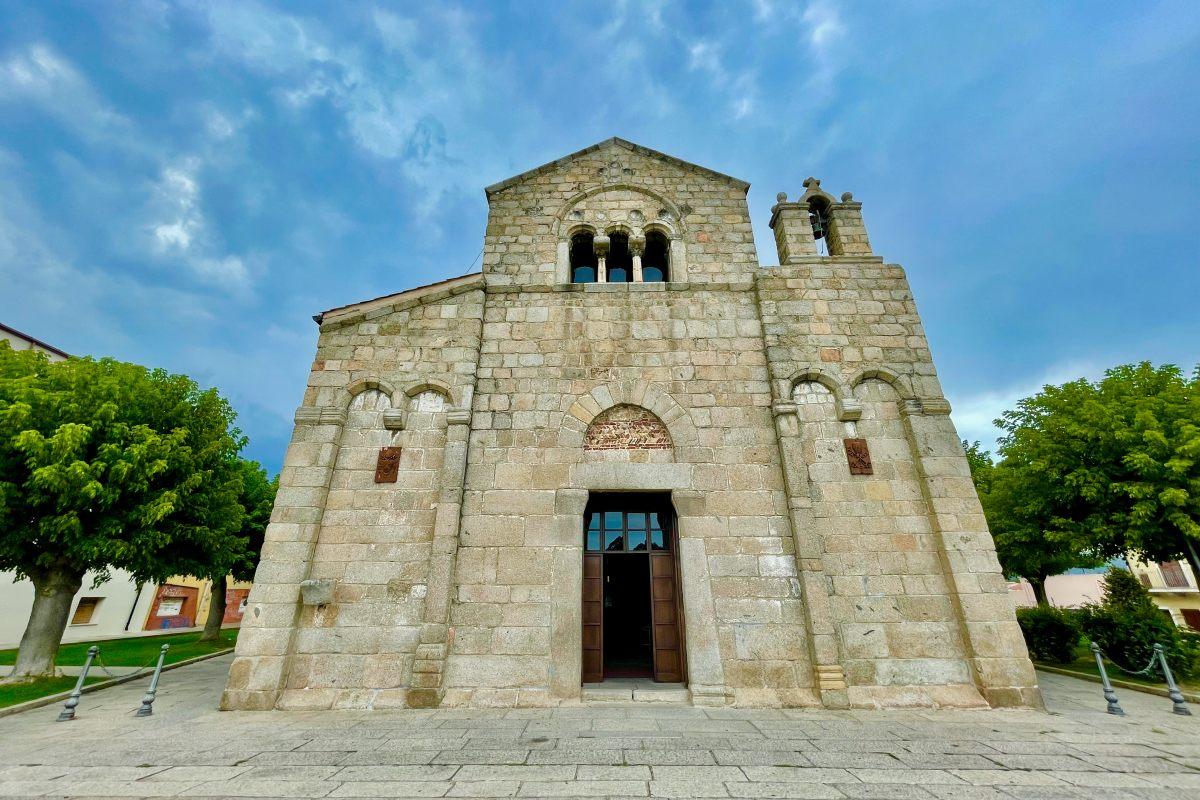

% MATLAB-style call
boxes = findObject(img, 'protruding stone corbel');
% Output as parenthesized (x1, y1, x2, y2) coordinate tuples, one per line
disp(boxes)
(771, 400, 798, 418)
(835, 396, 862, 422)
(900, 397, 953, 418)
(293, 406, 348, 426)
(299, 579, 335, 606)
(447, 409, 472, 426)
(382, 409, 407, 430)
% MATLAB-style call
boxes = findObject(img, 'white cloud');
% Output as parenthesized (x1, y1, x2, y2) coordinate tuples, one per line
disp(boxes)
(146, 160, 253, 297)
(947, 360, 1101, 453)
(0, 43, 130, 138)
(802, 1, 845, 51)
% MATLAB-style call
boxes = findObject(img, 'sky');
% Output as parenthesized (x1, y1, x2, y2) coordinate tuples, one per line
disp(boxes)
(1, 0, 1197, 474)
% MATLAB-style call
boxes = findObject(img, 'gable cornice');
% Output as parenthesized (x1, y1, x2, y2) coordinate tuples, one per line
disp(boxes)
(484, 137, 750, 199)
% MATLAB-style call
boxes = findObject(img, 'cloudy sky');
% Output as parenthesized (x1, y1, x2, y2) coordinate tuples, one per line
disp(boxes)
(1, 1, 1197, 472)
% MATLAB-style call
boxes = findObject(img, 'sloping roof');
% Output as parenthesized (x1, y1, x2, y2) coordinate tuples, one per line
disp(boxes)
(314, 272, 484, 325)
(484, 137, 750, 198)
(0, 322, 70, 358)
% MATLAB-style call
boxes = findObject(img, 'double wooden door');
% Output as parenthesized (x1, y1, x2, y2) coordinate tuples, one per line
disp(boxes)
(581, 499, 685, 684)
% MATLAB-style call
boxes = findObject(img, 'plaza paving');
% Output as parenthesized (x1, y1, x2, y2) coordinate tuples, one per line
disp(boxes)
(0, 654, 1197, 799)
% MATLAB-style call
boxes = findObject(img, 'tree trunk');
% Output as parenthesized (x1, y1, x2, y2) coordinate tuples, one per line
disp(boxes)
(199, 575, 227, 643)
(1028, 576, 1049, 606)
(5, 566, 83, 681)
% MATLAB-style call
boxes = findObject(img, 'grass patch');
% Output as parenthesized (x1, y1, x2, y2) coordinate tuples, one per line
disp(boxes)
(0, 676, 104, 709)
(1036, 643, 1200, 694)
(0, 629, 238, 668)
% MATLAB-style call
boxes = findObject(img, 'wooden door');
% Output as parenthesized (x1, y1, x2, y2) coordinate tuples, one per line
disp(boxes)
(582, 553, 603, 682)
(649, 551, 684, 682)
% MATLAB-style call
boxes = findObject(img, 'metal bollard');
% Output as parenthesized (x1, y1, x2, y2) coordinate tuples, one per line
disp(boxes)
(1153, 643, 1192, 716)
(57, 645, 99, 722)
(1091, 642, 1125, 716)
(136, 644, 170, 717)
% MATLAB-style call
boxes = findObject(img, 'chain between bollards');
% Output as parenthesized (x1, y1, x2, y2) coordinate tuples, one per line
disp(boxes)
(136, 644, 170, 717)
(56, 645, 98, 722)
(1153, 643, 1192, 716)
(1090, 641, 1125, 715)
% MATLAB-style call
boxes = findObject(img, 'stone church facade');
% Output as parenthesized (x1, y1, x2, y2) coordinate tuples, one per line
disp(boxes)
(221, 138, 1040, 711)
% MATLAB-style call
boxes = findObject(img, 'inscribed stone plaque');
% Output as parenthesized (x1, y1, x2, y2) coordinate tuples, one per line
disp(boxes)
(374, 446, 402, 483)
(843, 438, 873, 475)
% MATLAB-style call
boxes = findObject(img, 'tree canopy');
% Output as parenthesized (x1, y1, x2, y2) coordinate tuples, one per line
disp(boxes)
(0, 342, 252, 677)
(994, 363, 1200, 576)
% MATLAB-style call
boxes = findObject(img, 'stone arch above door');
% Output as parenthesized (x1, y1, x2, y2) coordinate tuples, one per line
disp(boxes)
(560, 381, 698, 451)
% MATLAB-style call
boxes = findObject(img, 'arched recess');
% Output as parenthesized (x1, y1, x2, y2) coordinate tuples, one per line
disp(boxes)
(784, 368, 843, 401)
(553, 183, 687, 238)
(846, 367, 914, 401)
(583, 404, 674, 459)
(402, 380, 455, 409)
(554, 184, 688, 283)
(345, 377, 399, 409)
(559, 381, 698, 452)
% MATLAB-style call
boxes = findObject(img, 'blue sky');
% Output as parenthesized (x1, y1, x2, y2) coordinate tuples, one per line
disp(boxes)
(1, 1, 1197, 473)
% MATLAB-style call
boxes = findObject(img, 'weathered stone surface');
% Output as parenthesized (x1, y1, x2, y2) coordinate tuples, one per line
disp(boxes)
(222, 137, 1039, 711)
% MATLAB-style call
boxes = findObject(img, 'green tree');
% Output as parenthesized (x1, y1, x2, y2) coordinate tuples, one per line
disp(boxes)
(0, 342, 245, 680)
(995, 363, 1200, 582)
(963, 440, 1099, 604)
(198, 459, 277, 643)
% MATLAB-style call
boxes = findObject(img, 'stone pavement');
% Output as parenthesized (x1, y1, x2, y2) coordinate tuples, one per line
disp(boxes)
(0, 654, 1197, 798)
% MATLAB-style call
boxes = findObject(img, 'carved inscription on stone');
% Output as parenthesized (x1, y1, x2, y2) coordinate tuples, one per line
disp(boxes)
(584, 405, 672, 450)
(844, 438, 873, 475)
(374, 446, 402, 483)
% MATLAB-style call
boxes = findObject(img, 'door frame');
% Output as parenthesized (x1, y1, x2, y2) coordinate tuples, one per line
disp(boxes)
(580, 493, 686, 684)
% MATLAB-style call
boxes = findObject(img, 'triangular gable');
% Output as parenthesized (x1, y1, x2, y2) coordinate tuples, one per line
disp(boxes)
(484, 137, 749, 198)
(314, 272, 484, 326)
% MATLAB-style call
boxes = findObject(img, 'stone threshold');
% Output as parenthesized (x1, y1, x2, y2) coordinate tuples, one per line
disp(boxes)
(582, 679, 690, 704)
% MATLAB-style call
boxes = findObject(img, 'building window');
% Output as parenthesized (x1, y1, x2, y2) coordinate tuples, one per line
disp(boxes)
(607, 232, 631, 283)
(643, 230, 669, 282)
(1161, 560, 1190, 588)
(585, 508, 670, 552)
(570, 231, 597, 283)
(1182, 608, 1200, 631)
(70, 597, 101, 625)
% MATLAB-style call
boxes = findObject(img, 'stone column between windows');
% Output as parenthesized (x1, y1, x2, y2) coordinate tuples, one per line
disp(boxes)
(594, 234, 609, 283)
(770, 400, 850, 708)
(220, 406, 346, 711)
(630, 233, 645, 283)
(407, 408, 473, 708)
(899, 398, 1043, 709)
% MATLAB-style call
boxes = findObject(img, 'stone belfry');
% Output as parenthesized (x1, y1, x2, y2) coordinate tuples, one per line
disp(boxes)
(221, 137, 1040, 712)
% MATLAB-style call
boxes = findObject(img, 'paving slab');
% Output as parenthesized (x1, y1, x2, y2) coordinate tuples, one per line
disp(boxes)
(0, 657, 1197, 798)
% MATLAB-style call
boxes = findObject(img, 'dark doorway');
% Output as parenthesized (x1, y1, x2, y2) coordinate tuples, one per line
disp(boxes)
(603, 555, 652, 677)
(582, 493, 686, 684)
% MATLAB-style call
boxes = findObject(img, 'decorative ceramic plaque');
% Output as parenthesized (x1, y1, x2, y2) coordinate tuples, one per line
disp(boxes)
(374, 446, 402, 483)
(843, 438, 873, 475)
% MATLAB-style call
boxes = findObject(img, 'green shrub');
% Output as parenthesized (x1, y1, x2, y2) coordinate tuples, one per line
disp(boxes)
(1078, 567, 1200, 679)
(1016, 605, 1080, 663)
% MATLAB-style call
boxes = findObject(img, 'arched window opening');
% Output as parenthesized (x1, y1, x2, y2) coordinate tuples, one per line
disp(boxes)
(808, 198, 831, 255)
(570, 231, 597, 283)
(643, 231, 669, 282)
(607, 232, 631, 283)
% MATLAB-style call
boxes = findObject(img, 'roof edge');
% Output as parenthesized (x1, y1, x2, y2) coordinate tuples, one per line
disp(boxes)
(484, 137, 749, 198)
(0, 322, 70, 358)
(315, 272, 484, 325)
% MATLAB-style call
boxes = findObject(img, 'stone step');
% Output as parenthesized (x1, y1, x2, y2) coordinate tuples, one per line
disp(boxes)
(582, 681, 690, 704)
